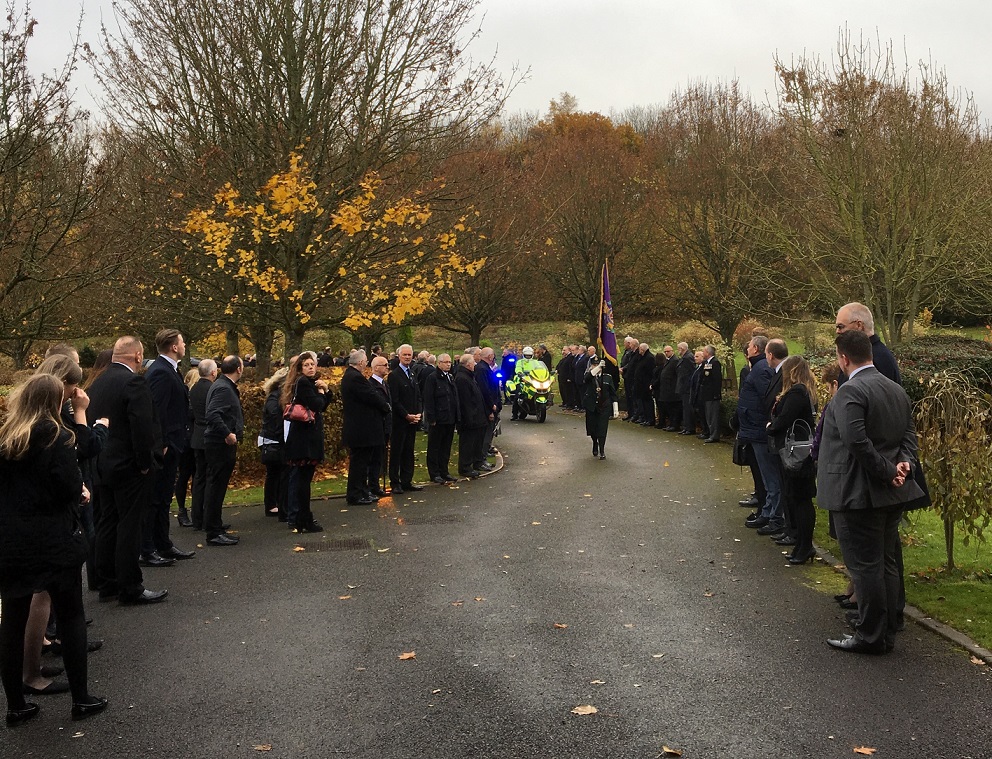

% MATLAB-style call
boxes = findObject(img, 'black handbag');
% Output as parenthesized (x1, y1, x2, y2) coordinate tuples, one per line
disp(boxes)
(779, 419, 813, 473)
(258, 443, 282, 465)
(732, 437, 749, 466)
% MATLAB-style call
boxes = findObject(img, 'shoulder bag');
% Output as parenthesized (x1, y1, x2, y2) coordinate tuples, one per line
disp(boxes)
(283, 381, 316, 424)
(780, 418, 813, 473)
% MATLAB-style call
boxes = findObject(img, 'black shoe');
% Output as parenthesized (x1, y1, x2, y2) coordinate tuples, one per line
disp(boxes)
(221, 523, 232, 530)
(370, 488, 388, 498)
(139, 552, 176, 568)
(704, 438, 719, 443)
(663, 426, 679, 432)
(6, 702, 40, 726)
(403, 484, 424, 491)
(826, 634, 887, 655)
(788, 549, 816, 564)
(443, 475, 458, 482)
(298, 522, 324, 533)
(39, 665, 63, 678)
(119, 589, 168, 605)
(592, 446, 599, 457)
(478, 463, 494, 472)
(739, 495, 759, 508)
(24, 679, 70, 695)
(488, 447, 497, 455)
(207, 534, 239, 546)
(391, 485, 404, 495)
(678, 430, 692, 436)
(744, 514, 768, 528)
(347, 496, 377, 505)
(460, 470, 481, 479)
(71, 696, 109, 721)
(432, 476, 446, 484)
(838, 598, 859, 610)
(160, 547, 196, 560)
(774, 535, 798, 546)
(756, 522, 785, 535)
(176, 511, 193, 527)
(599, 454, 606, 460)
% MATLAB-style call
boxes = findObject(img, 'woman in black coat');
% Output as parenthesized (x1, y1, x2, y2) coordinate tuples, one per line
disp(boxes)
(582, 356, 618, 459)
(280, 353, 330, 532)
(766, 356, 818, 564)
(0, 374, 107, 725)
(260, 368, 290, 520)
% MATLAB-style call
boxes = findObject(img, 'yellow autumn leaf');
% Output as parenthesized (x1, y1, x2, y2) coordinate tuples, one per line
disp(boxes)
(253, 745, 273, 752)
(853, 749, 877, 756)
(398, 651, 416, 660)
(554, 623, 568, 629)
(338, 595, 352, 600)
(571, 705, 598, 716)
(292, 546, 305, 552)
(662, 747, 682, 757)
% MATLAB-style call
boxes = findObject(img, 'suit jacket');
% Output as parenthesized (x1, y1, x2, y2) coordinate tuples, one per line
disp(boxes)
(454, 369, 487, 430)
(658, 355, 680, 402)
(699, 356, 722, 401)
(735, 358, 773, 443)
(423, 369, 460, 426)
(145, 355, 190, 452)
(189, 377, 212, 450)
(817, 365, 924, 512)
(87, 362, 161, 480)
(203, 375, 244, 446)
(370, 376, 392, 441)
(341, 366, 390, 448)
(475, 361, 500, 413)
(675, 353, 695, 395)
(763, 366, 783, 414)
(573, 354, 591, 386)
(386, 363, 421, 427)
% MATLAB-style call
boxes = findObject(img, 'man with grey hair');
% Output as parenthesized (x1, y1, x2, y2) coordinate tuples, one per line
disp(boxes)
(455, 353, 487, 478)
(835, 302, 900, 384)
(699, 345, 722, 443)
(187, 359, 217, 529)
(387, 344, 423, 494)
(475, 347, 500, 463)
(423, 353, 459, 483)
(675, 342, 695, 434)
(202, 355, 244, 546)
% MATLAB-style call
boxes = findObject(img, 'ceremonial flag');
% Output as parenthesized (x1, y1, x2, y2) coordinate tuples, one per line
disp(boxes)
(597, 260, 618, 365)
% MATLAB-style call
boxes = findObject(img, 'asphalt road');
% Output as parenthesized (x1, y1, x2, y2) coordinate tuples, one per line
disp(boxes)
(8, 409, 991, 758)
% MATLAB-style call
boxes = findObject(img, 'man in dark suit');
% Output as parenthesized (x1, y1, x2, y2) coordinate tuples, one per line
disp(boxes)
(87, 336, 168, 605)
(141, 329, 196, 565)
(475, 347, 500, 464)
(819, 330, 923, 655)
(367, 355, 392, 497)
(202, 356, 244, 546)
(342, 350, 391, 504)
(674, 342, 695, 434)
(836, 302, 900, 384)
(699, 345, 722, 442)
(745, 338, 789, 533)
(454, 353, 487, 478)
(423, 354, 459, 483)
(187, 359, 217, 530)
(386, 344, 423, 494)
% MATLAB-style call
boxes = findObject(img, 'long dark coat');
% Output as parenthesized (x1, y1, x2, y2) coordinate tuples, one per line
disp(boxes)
(340, 367, 389, 450)
(582, 371, 617, 439)
(284, 375, 331, 460)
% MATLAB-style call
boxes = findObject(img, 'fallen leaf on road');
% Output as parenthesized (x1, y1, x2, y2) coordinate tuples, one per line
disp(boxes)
(590, 679, 605, 684)
(377, 548, 390, 553)
(970, 656, 985, 665)
(554, 623, 568, 629)
(583, 494, 592, 497)
(652, 654, 666, 659)
(292, 546, 306, 552)
(432, 689, 442, 694)
(703, 591, 714, 598)
(474, 597, 486, 602)
(253, 746, 272, 752)
(623, 623, 635, 629)
(398, 651, 416, 660)
(503, 555, 510, 559)
(338, 595, 352, 600)
(451, 600, 464, 606)
(663, 461, 670, 467)
(571, 705, 598, 715)
(71, 732, 85, 738)
(853, 749, 876, 756)
(661, 747, 682, 757)
(531, 521, 542, 525)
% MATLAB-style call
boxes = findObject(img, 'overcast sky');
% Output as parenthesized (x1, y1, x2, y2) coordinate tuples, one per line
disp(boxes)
(23, 0, 992, 121)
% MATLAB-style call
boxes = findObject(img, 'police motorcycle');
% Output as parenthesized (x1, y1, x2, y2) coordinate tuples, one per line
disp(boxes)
(505, 346, 553, 423)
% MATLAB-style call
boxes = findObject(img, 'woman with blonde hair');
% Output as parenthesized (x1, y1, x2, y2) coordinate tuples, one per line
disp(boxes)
(0, 374, 107, 725)
(766, 356, 818, 564)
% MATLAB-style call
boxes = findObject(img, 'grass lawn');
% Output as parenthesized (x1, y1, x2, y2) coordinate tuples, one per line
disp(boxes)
(812, 506, 992, 650)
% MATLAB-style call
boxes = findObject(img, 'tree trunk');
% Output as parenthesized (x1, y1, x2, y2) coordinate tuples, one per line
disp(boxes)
(285, 328, 305, 360)
(225, 327, 240, 357)
(249, 323, 274, 377)
(944, 513, 955, 572)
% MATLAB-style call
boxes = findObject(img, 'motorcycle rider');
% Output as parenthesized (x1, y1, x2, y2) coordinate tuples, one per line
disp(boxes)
(510, 346, 540, 420)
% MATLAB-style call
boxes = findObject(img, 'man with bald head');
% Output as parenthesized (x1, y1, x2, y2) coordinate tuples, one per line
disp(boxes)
(386, 343, 423, 494)
(368, 356, 392, 496)
(87, 337, 168, 605)
(835, 302, 900, 385)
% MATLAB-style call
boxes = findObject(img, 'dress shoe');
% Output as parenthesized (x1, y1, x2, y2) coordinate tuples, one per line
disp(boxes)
(391, 485, 404, 495)
(347, 496, 377, 505)
(160, 547, 196, 560)
(678, 430, 692, 436)
(599, 454, 606, 460)
(298, 522, 324, 533)
(432, 476, 446, 484)
(834, 593, 853, 603)
(119, 589, 168, 605)
(139, 552, 176, 568)
(826, 634, 887, 655)
(443, 475, 458, 482)
(739, 494, 759, 507)
(788, 548, 816, 564)
(838, 598, 859, 610)
(403, 484, 424, 491)
(478, 463, 494, 472)
(663, 426, 679, 432)
(370, 488, 388, 498)
(744, 514, 768, 528)
(696, 433, 706, 439)
(756, 522, 785, 536)
(640, 421, 653, 427)
(207, 534, 239, 546)
(39, 665, 63, 678)
(24, 679, 70, 695)
(6, 702, 40, 726)
(71, 696, 109, 721)
(460, 470, 481, 479)
(774, 535, 798, 546)
(704, 437, 719, 443)
(176, 511, 193, 527)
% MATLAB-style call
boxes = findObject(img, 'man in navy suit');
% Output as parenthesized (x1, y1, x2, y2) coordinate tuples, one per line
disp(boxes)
(818, 330, 923, 654)
(141, 329, 196, 566)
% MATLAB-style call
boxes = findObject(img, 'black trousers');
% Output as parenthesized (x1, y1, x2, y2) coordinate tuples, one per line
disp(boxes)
(833, 507, 902, 649)
(94, 471, 150, 597)
(263, 460, 290, 515)
(143, 445, 180, 555)
(348, 446, 375, 501)
(389, 422, 418, 487)
(680, 393, 695, 432)
(1, 570, 89, 708)
(748, 444, 767, 504)
(427, 424, 455, 479)
(190, 448, 207, 528)
(366, 444, 387, 493)
(458, 426, 485, 474)
(289, 464, 317, 527)
(175, 445, 196, 511)
(203, 444, 237, 538)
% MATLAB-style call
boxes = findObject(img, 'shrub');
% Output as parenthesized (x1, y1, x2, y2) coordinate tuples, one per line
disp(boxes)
(733, 318, 767, 352)
(894, 336, 992, 405)
(672, 320, 719, 349)
(78, 345, 97, 368)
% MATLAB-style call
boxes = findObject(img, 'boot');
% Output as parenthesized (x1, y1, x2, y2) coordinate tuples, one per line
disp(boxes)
(176, 507, 193, 528)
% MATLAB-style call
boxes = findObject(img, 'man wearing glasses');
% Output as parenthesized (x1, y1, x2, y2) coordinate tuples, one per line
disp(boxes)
(835, 302, 901, 385)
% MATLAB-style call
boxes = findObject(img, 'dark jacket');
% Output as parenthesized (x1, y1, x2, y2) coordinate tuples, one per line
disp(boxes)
(838, 334, 901, 386)
(573, 354, 591, 386)
(767, 384, 818, 496)
(698, 355, 722, 402)
(341, 367, 390, 449)
(370, 376, 392, 441)
(415, 363, 436, 396)
(454, 369, 487, 430)
(475, 361, 500, 414)
(735, 357, 774, 443)
(144, 355, 190, 452)
(204, 375, 244, 446)
(387, 363, 422, 427)
(633, 350, 654, 396)
(87, 362, 161, 480)
(658, 355, 680, 402)
(260, 382, 285, 444)
(0, 424, 86, 592)
(284, 375, 331, 459)
(582, 370, 617, 414)
(675, 352, 695, 395)
(423, 369, 460, 426)
(189, 377, 212, 450)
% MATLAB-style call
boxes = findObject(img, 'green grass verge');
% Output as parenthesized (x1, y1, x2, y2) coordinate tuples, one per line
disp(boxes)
(812, 506, 992, 650)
